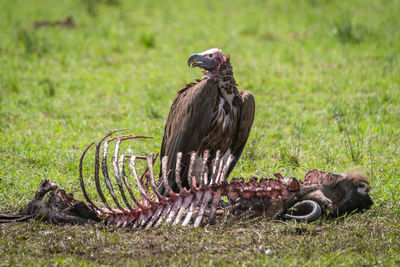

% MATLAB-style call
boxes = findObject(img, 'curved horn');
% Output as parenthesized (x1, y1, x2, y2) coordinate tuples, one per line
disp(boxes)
(283, 200, 322, 222)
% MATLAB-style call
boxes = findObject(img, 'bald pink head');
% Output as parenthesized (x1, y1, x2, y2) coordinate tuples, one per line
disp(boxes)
(187, 48, 225, 78)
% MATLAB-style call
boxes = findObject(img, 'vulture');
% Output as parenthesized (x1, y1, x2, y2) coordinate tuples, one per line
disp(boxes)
(159, 48, 255, 193)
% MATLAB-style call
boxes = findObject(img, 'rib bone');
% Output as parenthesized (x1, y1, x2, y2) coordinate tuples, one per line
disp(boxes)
(76, 132, 301, 229)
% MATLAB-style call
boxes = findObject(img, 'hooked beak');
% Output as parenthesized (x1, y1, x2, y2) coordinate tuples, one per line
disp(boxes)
(187, 53, 204, 68)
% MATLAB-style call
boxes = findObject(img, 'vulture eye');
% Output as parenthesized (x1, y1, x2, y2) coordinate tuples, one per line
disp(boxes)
(209, 54, 213, 58)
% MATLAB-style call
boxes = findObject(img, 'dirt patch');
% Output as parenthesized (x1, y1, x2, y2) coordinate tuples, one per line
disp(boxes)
(34, 16, 76, 28)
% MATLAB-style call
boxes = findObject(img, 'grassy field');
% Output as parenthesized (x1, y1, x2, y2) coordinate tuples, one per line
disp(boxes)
(1, 0, 399, 265)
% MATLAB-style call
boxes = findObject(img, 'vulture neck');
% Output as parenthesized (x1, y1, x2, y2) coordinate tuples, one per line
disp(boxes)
(207, 57, 239, 103)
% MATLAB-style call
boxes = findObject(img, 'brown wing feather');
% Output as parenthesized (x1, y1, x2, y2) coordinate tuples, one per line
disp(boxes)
(226, 90, 255, 177)
(160, 79, 219, 191)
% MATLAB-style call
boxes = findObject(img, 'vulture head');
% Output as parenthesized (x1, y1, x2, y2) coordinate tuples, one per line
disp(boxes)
(187, 48, 226, 78)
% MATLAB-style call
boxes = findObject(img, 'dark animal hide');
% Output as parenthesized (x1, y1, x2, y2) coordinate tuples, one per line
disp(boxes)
(0, 170, 373, 227)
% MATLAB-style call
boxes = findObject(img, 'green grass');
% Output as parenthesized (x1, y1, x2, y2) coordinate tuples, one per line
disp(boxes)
(0, 0, 399, 265)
